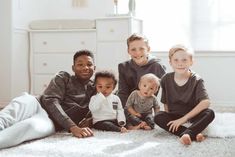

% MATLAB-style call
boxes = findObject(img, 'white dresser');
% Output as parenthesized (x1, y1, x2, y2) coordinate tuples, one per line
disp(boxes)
(96, 16, 143, 74)
(29, 17, 142, 95)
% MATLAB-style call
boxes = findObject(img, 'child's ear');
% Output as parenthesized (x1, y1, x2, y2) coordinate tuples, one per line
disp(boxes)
(147, 46, 151, 52)
(154, 86, 159, 93)
(169, 59, 172, 66)
(72, 65, 75, 72)
(127, 48, 130, 54)
(190, 58, 194, 66)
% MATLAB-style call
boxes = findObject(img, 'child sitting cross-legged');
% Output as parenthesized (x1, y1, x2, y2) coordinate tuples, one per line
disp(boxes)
(126, 73, 160, 130)
(89, 70, 127, 133)
(154, 44, 215, 145)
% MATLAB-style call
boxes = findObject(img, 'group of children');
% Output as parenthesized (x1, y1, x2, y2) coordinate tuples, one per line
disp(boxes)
(0, 34, 215, 149)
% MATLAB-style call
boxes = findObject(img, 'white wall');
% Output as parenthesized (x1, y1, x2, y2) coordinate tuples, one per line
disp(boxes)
(0, 0, 12, 105)
(13, 0, 114, 29)
(11, 29, 29, 97)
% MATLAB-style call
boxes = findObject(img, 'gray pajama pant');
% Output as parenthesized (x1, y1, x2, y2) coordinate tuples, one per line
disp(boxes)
(0, 93, 55, 149)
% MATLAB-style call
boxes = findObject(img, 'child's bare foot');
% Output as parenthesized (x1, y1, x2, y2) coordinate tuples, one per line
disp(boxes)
(196, 133, 205, 142)
(120, 127, 128, 133)
(139, 121, 147, 129)
(143, 125, 152, 130)
(180, 134, 192, 145)
(128, 125, 141, 130)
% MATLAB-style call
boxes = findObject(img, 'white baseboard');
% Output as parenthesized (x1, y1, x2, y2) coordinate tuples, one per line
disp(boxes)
(211, 106, 235, 113)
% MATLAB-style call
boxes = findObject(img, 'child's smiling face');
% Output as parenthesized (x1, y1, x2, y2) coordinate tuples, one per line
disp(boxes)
(170, 50, 193, 74)
(128, 39, 150, 66)
(72, 55, 95, 81)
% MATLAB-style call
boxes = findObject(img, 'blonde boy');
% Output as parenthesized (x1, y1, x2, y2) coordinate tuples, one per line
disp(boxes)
(154, 44, 215, 145)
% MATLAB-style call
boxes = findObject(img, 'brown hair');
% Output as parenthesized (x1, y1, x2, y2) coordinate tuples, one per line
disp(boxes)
(127, 33, 149, 48)
(168, 44, 194, 60)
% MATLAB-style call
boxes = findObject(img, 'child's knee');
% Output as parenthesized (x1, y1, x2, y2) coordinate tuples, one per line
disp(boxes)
(207, 109, 215, 122)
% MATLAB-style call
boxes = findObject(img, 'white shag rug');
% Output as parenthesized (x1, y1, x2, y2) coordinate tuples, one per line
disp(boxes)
(0, 112, 235, 157)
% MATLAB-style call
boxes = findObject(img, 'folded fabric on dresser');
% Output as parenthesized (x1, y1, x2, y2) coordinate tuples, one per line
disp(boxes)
(29, 19, 96, 30)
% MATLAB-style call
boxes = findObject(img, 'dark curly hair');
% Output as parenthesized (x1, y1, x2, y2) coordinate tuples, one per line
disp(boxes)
(94, 70, 117, 88)
(73, 49, 94, 64)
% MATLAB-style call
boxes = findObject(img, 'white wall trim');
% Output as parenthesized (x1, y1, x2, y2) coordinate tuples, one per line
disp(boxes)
(14, 27, 29, 34)
(155, 51, 235, 57)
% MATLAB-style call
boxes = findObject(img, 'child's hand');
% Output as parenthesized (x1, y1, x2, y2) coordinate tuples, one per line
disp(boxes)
(70, 126, 94, 138)
(167, 117, 187, 133)
(135, 112, 142, 117)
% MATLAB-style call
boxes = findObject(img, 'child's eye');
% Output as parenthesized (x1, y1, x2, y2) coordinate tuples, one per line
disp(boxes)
(97, 85, 102, 89)
(140, 47, 145, 51)
(77, 63, 83, 67)
(130, 48, 137, 51)
(87, 63, 93, 67)
(106, 86, 111, 89)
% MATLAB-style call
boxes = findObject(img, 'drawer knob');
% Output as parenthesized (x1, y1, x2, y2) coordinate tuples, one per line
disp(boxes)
(43, 41, 47, 45)
(43, 63, 47, 66)
(109, 29, 114, 32)
(81, 41, 85, 45)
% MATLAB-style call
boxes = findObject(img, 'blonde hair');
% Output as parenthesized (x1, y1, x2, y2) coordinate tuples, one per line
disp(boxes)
(168, 44, 194, 60)
(139, 73, 160, 88)
(127, 33, 149, 48)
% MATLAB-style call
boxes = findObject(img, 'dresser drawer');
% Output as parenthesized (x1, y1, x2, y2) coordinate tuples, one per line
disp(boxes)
(31, 31, 96, 53)
(96, 42, 129, 74)
(33, 54, 74, 74)
(33, 75, 53, 95)
(96, 19, 130, 41)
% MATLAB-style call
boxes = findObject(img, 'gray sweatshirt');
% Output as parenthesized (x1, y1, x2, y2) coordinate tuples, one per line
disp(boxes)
(39, 71, 96, 131)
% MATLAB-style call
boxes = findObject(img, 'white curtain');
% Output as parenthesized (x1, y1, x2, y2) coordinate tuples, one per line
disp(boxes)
(119, 0, 235, 51)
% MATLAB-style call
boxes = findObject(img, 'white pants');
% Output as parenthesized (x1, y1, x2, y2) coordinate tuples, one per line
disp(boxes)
(0, 93, 55, 149)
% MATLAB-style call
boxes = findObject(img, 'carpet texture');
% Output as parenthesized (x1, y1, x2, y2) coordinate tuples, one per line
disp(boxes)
(0, 112, 234, 157)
